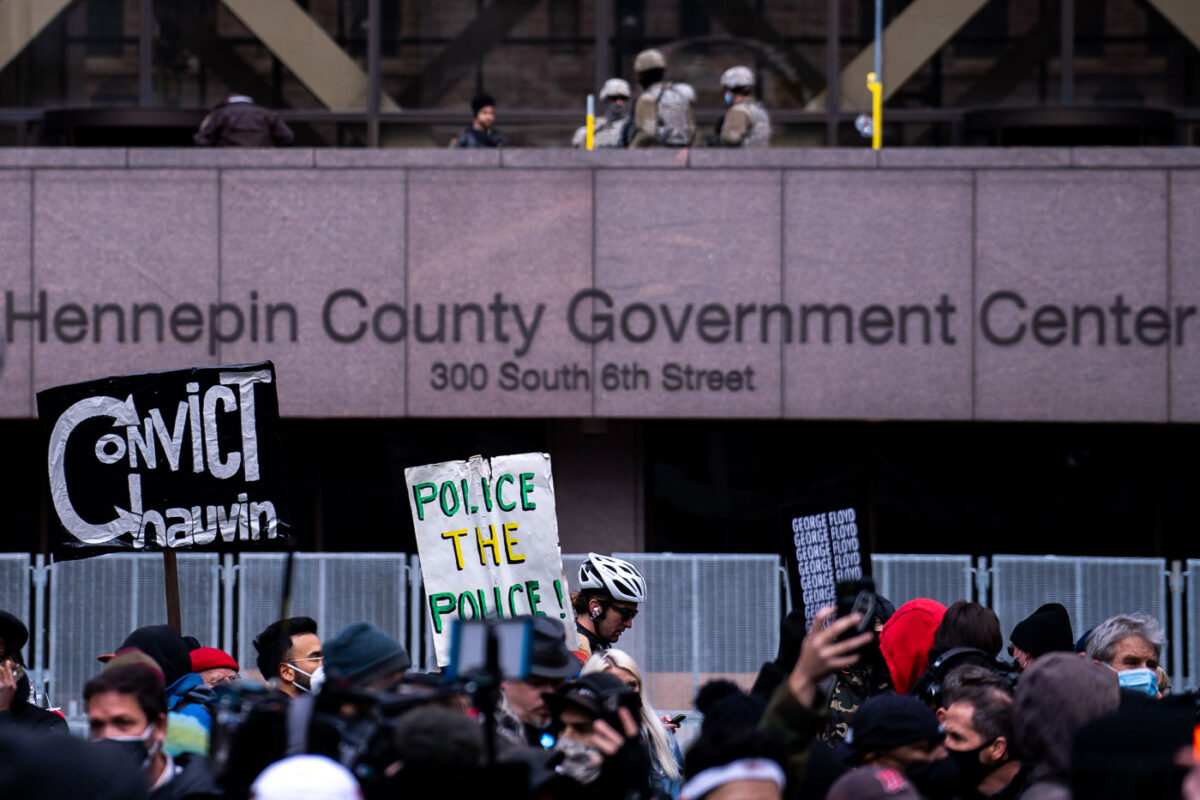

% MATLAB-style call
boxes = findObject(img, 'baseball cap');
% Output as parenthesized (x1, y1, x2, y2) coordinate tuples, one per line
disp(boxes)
(836, 694, 943, 765)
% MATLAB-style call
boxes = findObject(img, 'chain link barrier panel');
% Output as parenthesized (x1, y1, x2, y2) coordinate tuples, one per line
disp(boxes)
(558, 553, 781, 712)
(991, 555, 1168, 652)
(19, 551, 1194, 724)
(47, 553, 220, 717)
(0, 555, 30, 662)
(1184, 560, 1200, 688)
(235, 554, 408, 679)
(872, 554, 976, 609)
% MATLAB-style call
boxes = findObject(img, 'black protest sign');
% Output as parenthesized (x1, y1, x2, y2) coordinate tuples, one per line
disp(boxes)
(37, 363, 287, 549)
(780, 497, 871, 630)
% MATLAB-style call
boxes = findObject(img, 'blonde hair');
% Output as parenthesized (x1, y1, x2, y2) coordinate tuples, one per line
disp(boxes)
(581, 649, 680, 781)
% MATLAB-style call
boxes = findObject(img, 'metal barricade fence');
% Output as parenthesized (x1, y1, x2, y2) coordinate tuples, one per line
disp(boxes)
(872, 555, 976, 609)
(1185, 560, 1200, 688)
(235, 554, 408, 678)
(991, 555, 1168, 654)
(19, 550, 1194, 723)
(0, 554, 30, 662)
(560, 553, 782, 712)
(47, 553, 220, 717)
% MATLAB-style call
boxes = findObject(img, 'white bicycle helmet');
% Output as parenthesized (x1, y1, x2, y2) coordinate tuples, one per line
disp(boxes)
(578, 553, 646, 604)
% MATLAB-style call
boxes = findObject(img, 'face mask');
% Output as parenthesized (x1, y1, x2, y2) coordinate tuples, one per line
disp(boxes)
(289, 663, 325, 694)
(101, 723, 159, 772)
(946, 739, 999, 785)
(1115, 667, 1158, 697)
(905, 754, 964, 794)
(724, 91, 733, 104)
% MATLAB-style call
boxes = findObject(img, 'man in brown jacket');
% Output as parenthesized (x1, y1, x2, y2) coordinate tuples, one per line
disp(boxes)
(194, 93, 294, 147)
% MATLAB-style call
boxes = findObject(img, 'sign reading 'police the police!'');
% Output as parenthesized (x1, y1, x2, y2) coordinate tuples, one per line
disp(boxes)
(36, 363, 287, 549)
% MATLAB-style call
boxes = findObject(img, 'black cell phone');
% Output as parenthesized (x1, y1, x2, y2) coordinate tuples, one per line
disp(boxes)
(668, 714, 687, 725)
(834, 577, 878, 642)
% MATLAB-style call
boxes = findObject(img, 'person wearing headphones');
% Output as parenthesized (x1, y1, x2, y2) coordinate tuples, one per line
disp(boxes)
(571, 553, 646, 663)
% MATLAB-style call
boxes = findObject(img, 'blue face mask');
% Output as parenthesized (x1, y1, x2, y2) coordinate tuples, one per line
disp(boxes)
(724, 91, 733, 105)
(1116, 667, 1158, 697)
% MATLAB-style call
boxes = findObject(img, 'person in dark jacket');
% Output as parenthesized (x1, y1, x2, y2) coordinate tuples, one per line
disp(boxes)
(0, 727, 148, 800)
(110, 626, 214, 756)
(86, 664, 222, 800)
(1013, 652, 1119, 800)
(194, 93, 294, 147)
(0, 611, 67, 735)
(455, 93, 509, 148)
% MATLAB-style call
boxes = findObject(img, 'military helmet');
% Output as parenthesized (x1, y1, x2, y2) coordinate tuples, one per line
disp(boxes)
(600, 78, 632, 101)
(634, 48, 667, 73)
(721, 65, 756, 91)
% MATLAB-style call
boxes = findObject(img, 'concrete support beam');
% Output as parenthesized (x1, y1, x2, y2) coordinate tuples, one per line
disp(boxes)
(1148, 0, 1200, 53)
(220, 0, 399, 112)
(0, 0, 75, 74)
(808, 0, 990, 111)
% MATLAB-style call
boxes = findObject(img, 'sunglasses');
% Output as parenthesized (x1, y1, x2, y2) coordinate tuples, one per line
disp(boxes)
(610, 605, 638, 622)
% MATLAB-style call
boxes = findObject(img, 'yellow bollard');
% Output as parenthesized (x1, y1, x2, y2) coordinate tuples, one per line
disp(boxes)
(586, 93, 595, 151)
(866, 72, 882, 151)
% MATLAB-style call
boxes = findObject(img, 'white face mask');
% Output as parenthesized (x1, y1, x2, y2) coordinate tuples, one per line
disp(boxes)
(288, 663, 325, 694)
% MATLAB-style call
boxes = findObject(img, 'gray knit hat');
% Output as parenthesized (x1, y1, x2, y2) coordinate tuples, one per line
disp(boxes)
(324, 622, 411, 684)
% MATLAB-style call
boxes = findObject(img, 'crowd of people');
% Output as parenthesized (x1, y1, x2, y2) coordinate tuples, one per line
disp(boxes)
(0, 552, 1195, 800)
(192, 49, 769, 150)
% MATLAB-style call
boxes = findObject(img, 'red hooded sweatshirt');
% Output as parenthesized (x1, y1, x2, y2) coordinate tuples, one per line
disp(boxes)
(878, 598, 947, 695)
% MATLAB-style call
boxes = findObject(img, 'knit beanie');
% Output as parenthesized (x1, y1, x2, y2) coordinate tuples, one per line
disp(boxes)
(190, 646, 238, 673)
(1010, 603, 1075, 658)
(324, 622, 411, 684)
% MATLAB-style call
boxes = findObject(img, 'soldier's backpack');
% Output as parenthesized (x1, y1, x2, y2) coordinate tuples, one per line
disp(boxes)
(654, 82, 694, 146)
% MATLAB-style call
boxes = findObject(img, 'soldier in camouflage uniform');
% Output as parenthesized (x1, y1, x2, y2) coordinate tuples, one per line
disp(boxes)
(572, 78, 632, 148)
(629, 49, 696, 148)
(717, 65, 771, 148)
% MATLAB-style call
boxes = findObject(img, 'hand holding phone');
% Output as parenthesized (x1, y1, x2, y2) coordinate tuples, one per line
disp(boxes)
(834, 578, 878, 643)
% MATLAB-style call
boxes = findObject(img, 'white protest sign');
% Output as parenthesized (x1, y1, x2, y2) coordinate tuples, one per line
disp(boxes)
(405, 452, 577, 666)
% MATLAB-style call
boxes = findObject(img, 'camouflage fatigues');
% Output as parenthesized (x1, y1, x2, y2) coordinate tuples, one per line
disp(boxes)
(572, 110, 629, 148)
(631, 82, 695, 148)
(760, 681, 829, 800)
(720, 100, 771, 147)
(821, 665, 894, 744)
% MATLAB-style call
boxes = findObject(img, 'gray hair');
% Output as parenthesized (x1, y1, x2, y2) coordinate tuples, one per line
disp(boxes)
(1085, 613, 1165, 665)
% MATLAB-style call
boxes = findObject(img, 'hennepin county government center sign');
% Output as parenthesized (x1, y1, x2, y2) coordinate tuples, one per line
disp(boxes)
(0, 148, 1197, 422)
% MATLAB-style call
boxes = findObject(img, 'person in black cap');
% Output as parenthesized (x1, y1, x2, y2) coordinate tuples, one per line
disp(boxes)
(0, 611, 67, 735)
(455, 93, 510, 148)
(1009, 603, 1074, 671)
(836, 693, 946, 772)
(544, 671, 653, 798)
(497, 616, 579, 749)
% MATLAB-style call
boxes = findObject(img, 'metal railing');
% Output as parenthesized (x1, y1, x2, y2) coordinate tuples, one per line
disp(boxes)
(6, 551, 1199, 720)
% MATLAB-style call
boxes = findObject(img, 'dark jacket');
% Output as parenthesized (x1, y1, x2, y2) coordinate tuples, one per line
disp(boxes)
(456, 126, 509, 148)
(0, 674, 68, 735)
(760, 681, 829, 800)
(1013, 653, 1119, 800)
(194, 97, 294, 147)
(151, 754, 223, 800)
